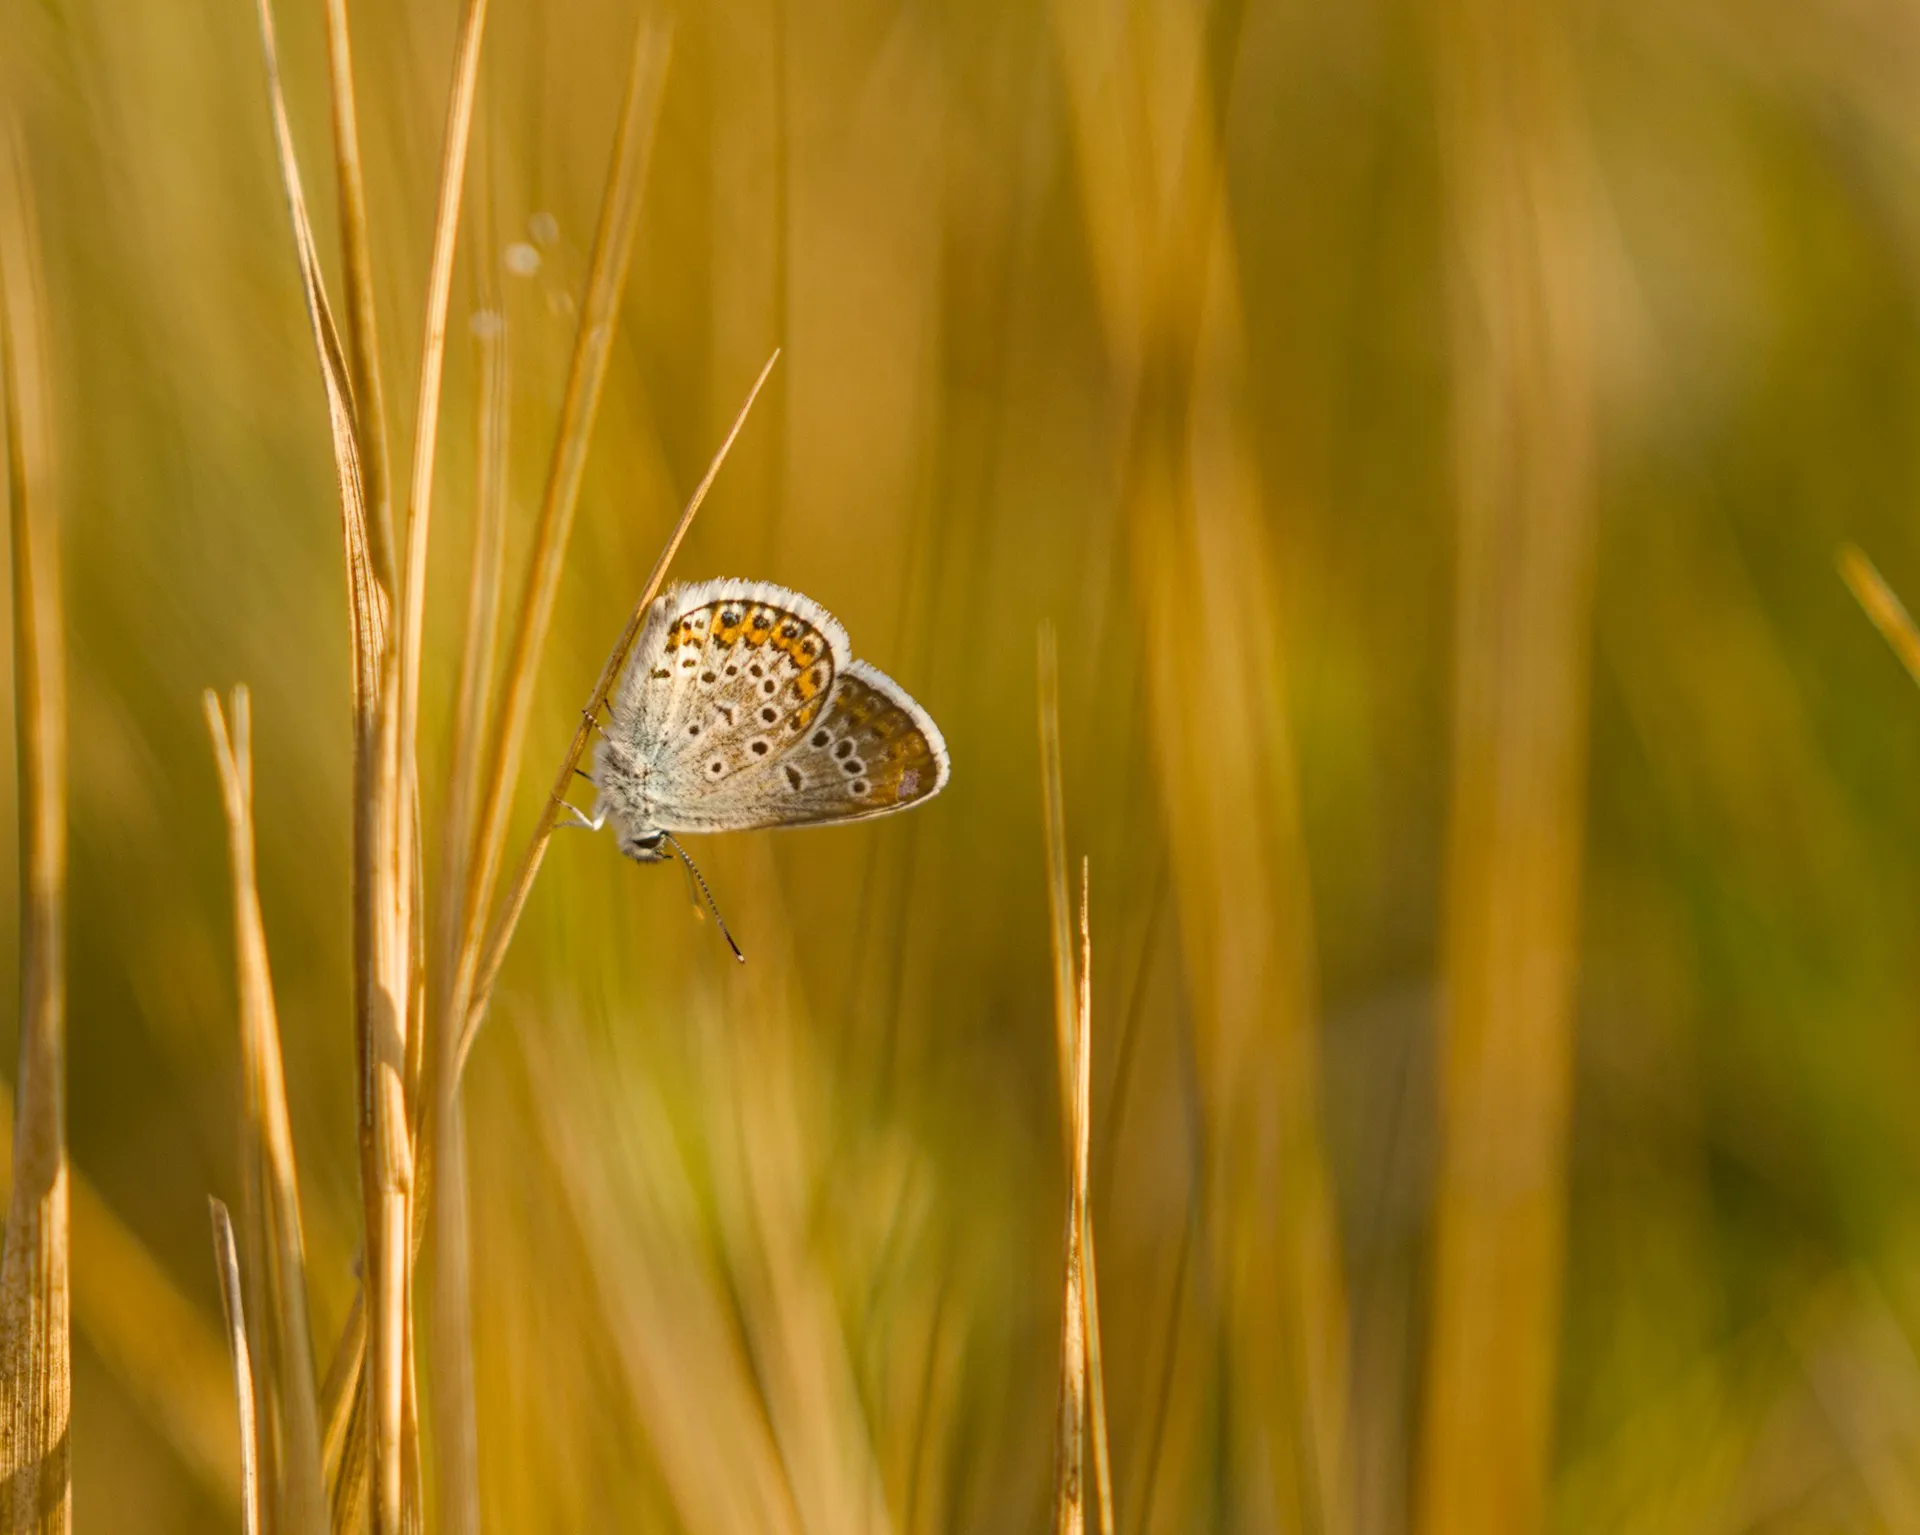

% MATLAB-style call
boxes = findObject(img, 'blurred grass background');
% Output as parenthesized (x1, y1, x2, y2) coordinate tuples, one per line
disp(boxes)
(8, 0, 1920, 1530)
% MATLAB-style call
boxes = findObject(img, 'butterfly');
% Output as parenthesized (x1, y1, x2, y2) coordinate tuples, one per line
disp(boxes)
(581, 579, 950, 866)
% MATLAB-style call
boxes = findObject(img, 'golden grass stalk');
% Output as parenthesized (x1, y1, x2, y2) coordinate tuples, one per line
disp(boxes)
(1050, 866, 1096, 1535)
(361, 665, 408, 1535)
(0, 123, 70, 1535)
(1037, 634, 1113, 1535)
(209, 1199, 262, 1535)
(1418, 5, 1599, 1532)
(322, 0, 398, 595)
(204, 687, 327, 1535)
(1838, 544, 1920, 690)
(1037, 630, 1075, 1106)
(364, 2, 491, 1525)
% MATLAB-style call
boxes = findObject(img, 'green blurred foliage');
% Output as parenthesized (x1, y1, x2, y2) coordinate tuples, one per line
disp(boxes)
(7, 0, 1920, 1529)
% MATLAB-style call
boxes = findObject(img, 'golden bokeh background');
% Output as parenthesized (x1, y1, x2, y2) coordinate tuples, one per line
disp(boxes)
(9, 0, 1920, 1530)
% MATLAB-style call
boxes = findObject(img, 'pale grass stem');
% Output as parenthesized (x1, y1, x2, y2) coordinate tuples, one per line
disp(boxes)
(209, 1199, 262, 1535)
(322, 0, 398, 594)
(250, 0, 385, 693)
(1039, 635, 1114, 1535)
(1838, 544, 1920, 691)
(0, 120, 70, 1535)
(204, 687, 326, 1535)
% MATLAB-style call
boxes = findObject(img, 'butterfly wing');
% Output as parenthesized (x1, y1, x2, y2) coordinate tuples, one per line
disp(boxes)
(601, 580, 947, 836)
(697, 659, 949, 829)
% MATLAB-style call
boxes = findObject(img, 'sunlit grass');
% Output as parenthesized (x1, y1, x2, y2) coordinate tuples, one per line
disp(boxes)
(8, 0, 1920, 1532)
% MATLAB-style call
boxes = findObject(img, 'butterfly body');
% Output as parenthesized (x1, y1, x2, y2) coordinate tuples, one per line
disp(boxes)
(589, 579, 949, 863)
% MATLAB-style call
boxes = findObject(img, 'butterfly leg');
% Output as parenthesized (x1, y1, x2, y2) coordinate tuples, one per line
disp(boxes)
(554, 795, 606, 832)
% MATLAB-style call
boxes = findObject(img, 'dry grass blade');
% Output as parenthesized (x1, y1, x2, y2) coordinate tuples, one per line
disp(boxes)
(1052, 1026, 1087, 1532)
(204, 687, 326, 1535)
(251, 0, 385, 698)
(322, 0, 397, 593)
(455, 343, 780, 1071)
(1051, 866, 1102, 1535)
(0, 123, 70, 1535)
(1038, 651, 1113, 1535)
(1076, 865, 1112, 1535)
(1838, 544, 1920, 691)
(1037, 629, 1075, 1110)
(448, 18, 672, 1069)
(1418, 4, 1599, 1531)
(362, 664, 409, 1535)
(209, 1200, 262, 1535)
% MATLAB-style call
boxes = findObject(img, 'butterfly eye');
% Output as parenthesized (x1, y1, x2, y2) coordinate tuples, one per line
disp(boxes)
(636, 831, 664, 851)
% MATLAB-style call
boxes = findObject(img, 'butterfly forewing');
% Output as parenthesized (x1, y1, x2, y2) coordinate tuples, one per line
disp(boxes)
(616, 581, 847, 786)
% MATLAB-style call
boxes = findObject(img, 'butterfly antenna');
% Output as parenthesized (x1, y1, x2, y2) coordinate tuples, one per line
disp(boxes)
(662, 832, 745, 964)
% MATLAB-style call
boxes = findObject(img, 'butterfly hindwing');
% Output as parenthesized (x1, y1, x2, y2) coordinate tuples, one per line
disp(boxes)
(781, 661, 948, 819)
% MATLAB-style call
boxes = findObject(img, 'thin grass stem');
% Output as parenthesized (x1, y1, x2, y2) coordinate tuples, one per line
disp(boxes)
(455, 344, 780, 1074)
(209, 1200, 261, 1535)
(321, 0, 397, 595)
(0, 120, 70, 1535)
(204, 687, 326, 1535)
(1040, 650, 1112, 1535)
